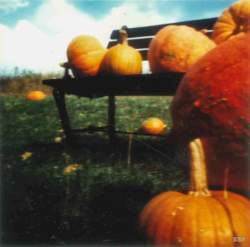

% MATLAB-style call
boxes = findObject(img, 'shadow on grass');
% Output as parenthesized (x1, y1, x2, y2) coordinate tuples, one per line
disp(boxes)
(25, 133, 189, 167)
(1, 134, 189, 245)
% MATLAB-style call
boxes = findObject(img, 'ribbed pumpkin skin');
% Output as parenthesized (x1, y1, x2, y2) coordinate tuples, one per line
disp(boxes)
(141, 117, 166, 135)
(148, 25, 216, 73)
(139, 191, 250, 247)
(212, 0, 250, 44)
(26, 91, 46, 101)
(170, 33, 250, 192)
(67, 35, 106, 77)
(99, 43, 142, 75)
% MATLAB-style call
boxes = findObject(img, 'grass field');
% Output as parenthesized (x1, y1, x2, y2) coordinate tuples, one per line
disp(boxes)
(1, 94, 189, 245)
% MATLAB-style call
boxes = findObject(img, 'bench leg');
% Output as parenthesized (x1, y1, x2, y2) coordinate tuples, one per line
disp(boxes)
(108, 95, 116, 143)
(53, 89, 72, 141)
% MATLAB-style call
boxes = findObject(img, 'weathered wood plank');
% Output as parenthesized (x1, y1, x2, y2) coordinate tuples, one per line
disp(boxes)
(107, 37, 152, 49)
(43, 73, 184, 97)
(110, 17, 216, 39)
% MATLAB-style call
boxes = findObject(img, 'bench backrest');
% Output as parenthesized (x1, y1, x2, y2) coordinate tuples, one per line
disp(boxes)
(107, 17, 217, 60)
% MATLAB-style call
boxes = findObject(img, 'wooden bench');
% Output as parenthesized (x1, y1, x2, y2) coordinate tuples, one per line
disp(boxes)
(43, 17, 216, 142)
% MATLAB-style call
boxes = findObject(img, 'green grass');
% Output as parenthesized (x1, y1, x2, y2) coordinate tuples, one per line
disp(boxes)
(1, 95, 189, 245)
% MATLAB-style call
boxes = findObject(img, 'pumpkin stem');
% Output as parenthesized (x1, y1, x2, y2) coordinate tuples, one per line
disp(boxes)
(119, 29, 128, 45)
(127, 133, 133, 168)
(223, 167, 229, 199)
(188, 139, 211, 196)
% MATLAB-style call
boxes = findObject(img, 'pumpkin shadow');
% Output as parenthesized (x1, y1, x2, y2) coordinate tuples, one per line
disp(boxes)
(86, 182, 151, 244)
(26, 133, 187, 168)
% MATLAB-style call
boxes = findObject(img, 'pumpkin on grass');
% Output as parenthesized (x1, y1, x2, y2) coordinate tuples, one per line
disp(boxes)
(212, 0, 250, 44)
(67, 35, 106, 77)
(139, 139, 250, 247)
(99, 28, 142, 75)
(169, 33, 250, 192)
(63, 164, 81, 175)
(26, 90, 46, 101)
(148, 25, 216, 73)
(140, 117, 166, 135)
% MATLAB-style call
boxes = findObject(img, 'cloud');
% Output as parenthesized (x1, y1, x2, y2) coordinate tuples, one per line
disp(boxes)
(0, 20, 60, 73)
(0, 0, 183, 73)
(0, 0, 29, 12)
(33, 0, 181, 46)
(34, 0, 98, 37)
(102, 1, 183, 35)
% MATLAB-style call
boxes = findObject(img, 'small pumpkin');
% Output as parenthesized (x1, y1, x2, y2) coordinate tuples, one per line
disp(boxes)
(148, 25, 216, 73)
(139, 139, 250, 247)
(63, 164, 81, 175)
(140, 117, 166, 135)
(26, 90, 46, 101)
(212, 0, 250, 44)
(99, 29, 142, 75)
(170, 33, 250, 192)
(67, 35, 106, 77)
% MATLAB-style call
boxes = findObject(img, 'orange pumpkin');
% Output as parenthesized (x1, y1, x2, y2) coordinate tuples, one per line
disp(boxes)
(201, 137, 250, 192)
(140, 117, 166, 135)
(26, 90, 46, 101)
(63, 164, 81, 175)
(99, 29, 142, 75)
(139, 139, 250, 247)
(170, 33, 250, 192)
(148, 25, 216, 73)
(67, 35, 106, 77)
(212, 0, 250, 44)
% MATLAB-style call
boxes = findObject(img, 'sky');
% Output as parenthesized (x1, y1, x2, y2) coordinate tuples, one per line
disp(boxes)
(0, 0, 235, 74)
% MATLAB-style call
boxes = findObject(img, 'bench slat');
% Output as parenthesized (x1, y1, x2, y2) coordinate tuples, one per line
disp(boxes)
(107, 37, 152, 49)
(43, 73, 184, 97)
(108, 29, 213, 50)
(110, 17, 216, 39)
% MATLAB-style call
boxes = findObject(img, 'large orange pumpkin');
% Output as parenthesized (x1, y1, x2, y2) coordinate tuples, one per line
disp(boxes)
(140, 117, 166, 135)
(148, 25, 216, 73)
(67, 35, 106, 77)
(170, 33, 250, 192)
(99, 29, 142, 75)
(202, 137, 250, 192)
(139, 139, 250, 247)
(212, 0, 250, 44)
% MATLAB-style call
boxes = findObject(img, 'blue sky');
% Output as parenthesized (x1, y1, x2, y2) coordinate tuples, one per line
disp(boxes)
(0, 0, 235, 73)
